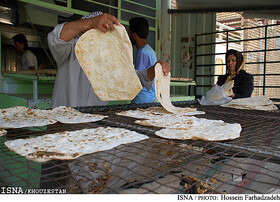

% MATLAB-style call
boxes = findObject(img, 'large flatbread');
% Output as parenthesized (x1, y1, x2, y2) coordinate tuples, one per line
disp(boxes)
(116, 107, 205, 120)
(0, 107, 57, 129)
(155, 63, 196, 113)
(155, 126, 240, 141)
(50, 106, 107, 124)
(221, 96, 278, 111)
(135, 114, 241, 141)
(75, 24, 142, 101)
(5, 127, 149, 162)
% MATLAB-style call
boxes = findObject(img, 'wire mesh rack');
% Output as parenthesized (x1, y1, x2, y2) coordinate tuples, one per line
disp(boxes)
(0, 101, 279, 194)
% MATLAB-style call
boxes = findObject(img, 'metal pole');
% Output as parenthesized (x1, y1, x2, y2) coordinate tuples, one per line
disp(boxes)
(194, 35, 197, 98)
(33, 80, 38, 100)
(263, 26, 268, 95)
(158, 0, 171, 63)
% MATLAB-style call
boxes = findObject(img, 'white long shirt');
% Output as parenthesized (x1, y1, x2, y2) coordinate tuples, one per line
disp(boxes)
(48, 23, 153, 108)
(22, 50, 38, 71)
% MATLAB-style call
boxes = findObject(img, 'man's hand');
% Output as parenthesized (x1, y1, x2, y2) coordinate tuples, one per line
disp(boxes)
(87, 13, 121, 33)
(147, 60, 171, 81)
(157, 60, 171, 76)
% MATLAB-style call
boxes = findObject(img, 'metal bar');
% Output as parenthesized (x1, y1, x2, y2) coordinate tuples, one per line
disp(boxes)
(17, 0, 88, 16)
(196, 23, 280, 36)
(118, 0, 121, 21)
(196, 84, 280, 89)
(33, 80, 38, 100)
(67, 0, 71, 8)
(124, 0, 157, 11)
(85, 0, 156, 20)
(196, 60, 280, 67)
(196, 48, 280, 57)
(3, 73, 56, 82)
(168, 6, 280, 13)
(194, 34, 198, 99)
(0, 24, 1, 74)
(254, 86, 280, 88)
(263, 26, 268, 95)
(155, 0, 158, 54)
(84, 0, 119, 10)
(196, 74, 280, 77)
(197, 36, 280, 47)
(226, 31, 229, 52)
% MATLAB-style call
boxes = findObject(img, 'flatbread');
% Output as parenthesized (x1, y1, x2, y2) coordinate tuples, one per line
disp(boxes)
(116, 107, 205, 119)
(75, 24, 142, 101)
(0, 107, 57, 129)
(221, 96, 278, 111)
(223, 80, 234, 97)
(50, 106, 107, 124)
(0, 129, 7, 137)
(154, 63, 196, 113)
(0, 106, 107, 129)
(5, 127, 149, 162)
(135, 114, 241, 141)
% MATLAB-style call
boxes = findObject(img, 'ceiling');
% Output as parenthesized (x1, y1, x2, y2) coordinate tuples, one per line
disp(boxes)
(172, 0, 280, 20)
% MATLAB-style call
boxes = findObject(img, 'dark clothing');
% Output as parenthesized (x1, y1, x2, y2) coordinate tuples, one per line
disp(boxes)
(217, 70, 254, 99)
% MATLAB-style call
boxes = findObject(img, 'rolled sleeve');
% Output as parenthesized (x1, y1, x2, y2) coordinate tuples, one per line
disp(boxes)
(47, 23, 76, 66)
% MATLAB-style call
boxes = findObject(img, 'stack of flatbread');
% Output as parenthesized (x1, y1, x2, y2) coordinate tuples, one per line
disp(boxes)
(4, 127, 148, 162)
(75, 24, 142, 101)
(221, 95, 278, 111)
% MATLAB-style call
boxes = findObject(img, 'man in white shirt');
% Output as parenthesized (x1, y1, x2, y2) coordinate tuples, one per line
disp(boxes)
(12, 34, 38, 71)
(48, 12, 171, 108)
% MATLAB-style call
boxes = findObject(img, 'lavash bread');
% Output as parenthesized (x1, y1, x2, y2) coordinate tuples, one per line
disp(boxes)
(0, 107, 57, 129)
(5, 127, 149, 162)
(222, 80, 234, 97)
(116, 107, 205, 119)
(75, 24, 142, 101)
(154, 63, 196, 113)
(135, 114, 241, 141)
(221, 95, 278, 111)
(49, 106, 107, 124)
(0, 106, 107, 129)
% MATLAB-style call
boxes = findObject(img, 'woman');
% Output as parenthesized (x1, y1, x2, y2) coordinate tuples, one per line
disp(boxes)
(217, 49, 254, 99)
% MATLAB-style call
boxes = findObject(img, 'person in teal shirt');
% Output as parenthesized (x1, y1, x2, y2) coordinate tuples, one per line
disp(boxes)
(129, 17, 157, 104)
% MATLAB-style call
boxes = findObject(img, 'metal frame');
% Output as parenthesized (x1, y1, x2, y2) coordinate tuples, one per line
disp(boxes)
(194, 23, 280, 101)
(1, 101, 279, 193)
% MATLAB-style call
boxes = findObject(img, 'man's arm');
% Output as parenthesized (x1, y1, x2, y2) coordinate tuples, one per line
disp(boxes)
(137, 60, 171, 91)
(60, 13, 120, 42)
